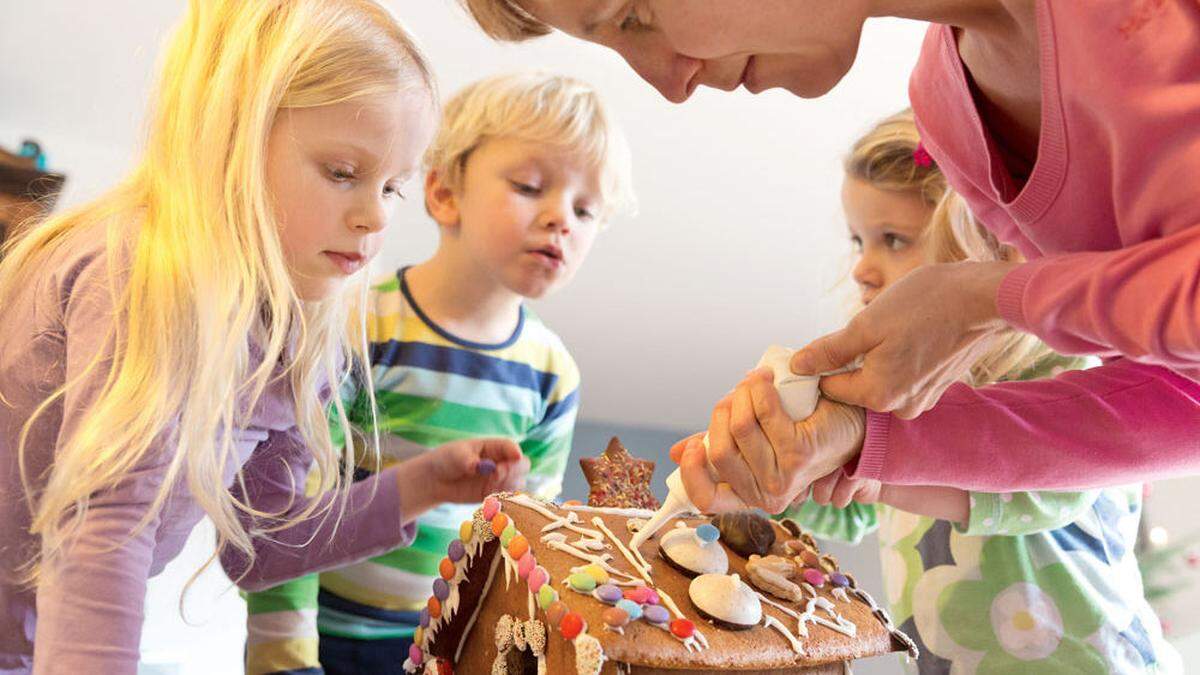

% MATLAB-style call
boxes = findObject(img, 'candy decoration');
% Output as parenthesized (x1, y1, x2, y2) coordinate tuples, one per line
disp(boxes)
(508, 534, 530, 560)
(602, 606, 630, 629)
(582, 563, 609, 585)
(447, 539, 465, 562)
(800, 550, 821, 568)
(711, 511, 776, 558)
(615, 599, 642, 622)
(438, 557, 455, 581)
(595, 583, 623, 604)
(537, 585, 558, 610)
(568, 572, 597, 593)
(546, 600, 568, 627)
(459, 520, 473, 543)
(695, 523, 720, 544)
(623, 586, 658, 605)
(482, 497, 501, 520)
(528, 566, 549, 592)
(803, 568, 827, 587)
(414, 627, 425, 646)
(408, 644, 423, 665)
(419, 608, 430, 628)
(432, 578, 450, 601)
(670, 618, 695, 639)
(428, 596, 442, 620)
(517, 552, 535, 579)
(491, 513, 509, 537)
(830, 572, 851, 588)
(560, 612, 585, 640)
(437, 661, 453, 675)
(643, 604, 670, 625)
(475, 458, 496, 475)
(562, 499, 583, 507)
(500, 523, 517, 547)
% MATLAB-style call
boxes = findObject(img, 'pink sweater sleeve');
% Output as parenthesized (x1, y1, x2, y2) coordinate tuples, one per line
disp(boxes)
(219, 427, 417, 591)
(851, 359, 1200, 490)
(997, 225, 1200, 377)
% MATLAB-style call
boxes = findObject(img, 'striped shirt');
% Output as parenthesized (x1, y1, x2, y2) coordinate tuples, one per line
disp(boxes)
(243, 267, 579, 674)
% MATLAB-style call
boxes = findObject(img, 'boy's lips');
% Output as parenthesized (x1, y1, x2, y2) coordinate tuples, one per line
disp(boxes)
(324, 250, 366, 275)
(529, 244, 564, 268)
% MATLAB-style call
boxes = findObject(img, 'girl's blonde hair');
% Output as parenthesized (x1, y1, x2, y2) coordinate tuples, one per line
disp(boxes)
(457, 0, 550, 41)
(424, 71, 636, 220)
(0, 0, 434, 582)
(845, 109, 1048, 385)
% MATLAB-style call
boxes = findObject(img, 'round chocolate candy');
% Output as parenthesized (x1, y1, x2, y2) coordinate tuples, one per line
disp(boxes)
(408, 644, 423, 665)
(615, 599, 642, 622)
(528, 566, 549, 593)
(490, 513, 509, 537)
(568, 572, 597, 593)
(643, 604, 670, 625)
(432, 578, 449, 601)
(695, 523, 720, 544)
(447, 539, 465, 562)
(595, 583, 623, 604)
(545, 600, 568, 627)
(670, 619, 695, 639)
(537, 585, 558, 610)
(419, 608, 430, 628)
(711, 511, 776, 558)
(517, 552, 535, 579)
(482, 496, 500, 520)
(602, 606, 630, 629)
(500, 523, 517, 547)
(830, 572, 850, 588)
(623, 586, 658, 605)
(560, 612, 585, 640)
(802, 568, 827, 587)
(582, 563, 609, 585)
(459, 520, 474, 543)
(438, 557, 455, 581)
(508, 534, 530, 560)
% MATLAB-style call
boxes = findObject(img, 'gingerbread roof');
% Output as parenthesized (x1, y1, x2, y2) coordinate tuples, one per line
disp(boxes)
(404, 493, 916, 674)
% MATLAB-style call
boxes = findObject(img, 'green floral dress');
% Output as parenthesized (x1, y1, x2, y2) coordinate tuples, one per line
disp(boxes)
(785, 356, 1180, 673)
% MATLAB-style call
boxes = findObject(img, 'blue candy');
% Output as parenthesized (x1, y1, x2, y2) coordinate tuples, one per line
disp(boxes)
(615, 599, 642, 622)
(695, 523, 720, 544)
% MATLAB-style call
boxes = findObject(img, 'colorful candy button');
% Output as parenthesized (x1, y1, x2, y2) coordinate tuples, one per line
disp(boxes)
(437, 661, 453, 675)
(475, 458, 496, 475)
(602, 606, 630, 629)
(560, 612, 585, 640)
(517, 552, 535, 579)
(545, 600, 568, 627)
(830, 572, 850, 588)
(802, 568, 827, 587)
(508, 534, 530, 560)
(439, 557, 455, 581)
(582, 563, 609, 585)
(459, 520, 474, 543)
(490, 513, 509, 537)
(408, 644, 423, 665)
(482, 496, 500, 520)
(428, 596, 442, 620)
(537, 585, 558, 610)
(447, 539, 465, 562)
(695, 523, 720, 544)
(528, 566, 549, 592)
(568, 572, 597, 593)
(623, 586, 658, 605)
(615, 599, 642, 622)
(432, 578, 449, 601)
(500, 523, 517, 547)
(643, 604, 670, 625)
(419, 608, 430, 628)
(594, 583, 623, 604)
(414, 627, 425, 646)
(670, 618, 695, 639)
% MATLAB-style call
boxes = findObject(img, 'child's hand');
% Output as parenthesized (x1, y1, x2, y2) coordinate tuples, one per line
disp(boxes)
(396, 438, 530, 519)
(809, 471, 881, 508)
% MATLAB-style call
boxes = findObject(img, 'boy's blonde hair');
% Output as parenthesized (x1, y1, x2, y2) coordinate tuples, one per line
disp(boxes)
(0, 0, 433, 583)
(424, 71, 635, 220)
(845, 109, 1048, 385)
(458, 0, 550, 42)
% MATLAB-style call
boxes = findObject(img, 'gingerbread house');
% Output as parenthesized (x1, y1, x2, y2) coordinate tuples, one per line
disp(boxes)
(403, 439, 917, 674)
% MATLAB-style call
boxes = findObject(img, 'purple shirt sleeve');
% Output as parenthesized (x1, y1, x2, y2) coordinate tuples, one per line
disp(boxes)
(219, 428, 416, 591)
(852, 359, 1200, 490)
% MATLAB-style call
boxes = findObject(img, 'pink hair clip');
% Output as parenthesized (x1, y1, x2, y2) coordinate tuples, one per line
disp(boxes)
(913, 142, 934, 168)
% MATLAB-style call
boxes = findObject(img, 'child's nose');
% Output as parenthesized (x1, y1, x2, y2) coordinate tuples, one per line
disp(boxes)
(852, 254, 882, 289)
(348, 200, 387, 233)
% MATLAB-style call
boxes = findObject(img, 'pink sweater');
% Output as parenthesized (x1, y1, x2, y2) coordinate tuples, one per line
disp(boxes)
(0, 227, 416, 674)
(854, 0, 1200, 490)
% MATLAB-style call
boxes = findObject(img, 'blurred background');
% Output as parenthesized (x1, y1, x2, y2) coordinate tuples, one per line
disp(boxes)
(3, 2, 1199, 673)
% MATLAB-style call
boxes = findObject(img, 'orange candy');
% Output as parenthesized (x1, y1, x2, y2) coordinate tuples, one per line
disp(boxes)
(508, 534, 530, 560)
(490, 512, 509, 537)
(439, 557, 455, 580)
(428, 596, 442, 619)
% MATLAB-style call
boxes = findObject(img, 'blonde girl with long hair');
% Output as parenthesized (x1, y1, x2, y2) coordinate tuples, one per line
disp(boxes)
(784, 109, 1177, 673)
(0, 2, 529, 671)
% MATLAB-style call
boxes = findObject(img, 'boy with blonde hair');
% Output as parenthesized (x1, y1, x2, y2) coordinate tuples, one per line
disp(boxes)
(243, 71, 634, 675)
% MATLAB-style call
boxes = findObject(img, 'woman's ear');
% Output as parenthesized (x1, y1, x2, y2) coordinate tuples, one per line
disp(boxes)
(424, 169, 460, 229)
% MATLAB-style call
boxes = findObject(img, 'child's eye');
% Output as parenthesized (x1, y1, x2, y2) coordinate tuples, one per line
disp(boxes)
(619, 4, 650, 32)
(885, 234, 908, 251)
(575, 206, 596, 221)
(510, 180, 541, 196)
(326, 166, 356, 183)
(849, 235, 863, 252)
(383, 183, 406, 200)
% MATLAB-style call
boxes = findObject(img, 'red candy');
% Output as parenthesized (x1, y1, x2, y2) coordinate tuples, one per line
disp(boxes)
(670, 618, 695, 639)
(560, 612, 586, 640)
(436, 660, 454, 675)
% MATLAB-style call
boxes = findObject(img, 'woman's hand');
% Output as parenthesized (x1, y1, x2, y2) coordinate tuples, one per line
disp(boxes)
(397, 438, 529, 518)
(669, 370, 867, 514)
(791, 261, 1016, 419)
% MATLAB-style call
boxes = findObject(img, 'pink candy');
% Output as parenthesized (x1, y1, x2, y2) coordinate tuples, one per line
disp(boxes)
(408, 644, 423, 665)
(528, 565, 549, 592)
(482, 497, 500, 520)
(803, 568, 827, 587)
(623, 586, 659, 605)
(517, 551, 535, 579)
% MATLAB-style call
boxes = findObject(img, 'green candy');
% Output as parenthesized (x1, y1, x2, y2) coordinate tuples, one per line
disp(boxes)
(537, 584, 558, 610)
(568, 572, 597, 593)
(500, 523, 517, 547)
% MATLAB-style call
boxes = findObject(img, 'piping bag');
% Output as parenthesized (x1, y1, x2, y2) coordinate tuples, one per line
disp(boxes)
(629, 345, 825, 551)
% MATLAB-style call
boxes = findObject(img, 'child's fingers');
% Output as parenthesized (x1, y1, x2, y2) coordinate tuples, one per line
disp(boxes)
(475, 438, 523, 464)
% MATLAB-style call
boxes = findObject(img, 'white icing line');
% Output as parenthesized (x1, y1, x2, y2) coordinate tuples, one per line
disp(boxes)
(764, 614, 806, 655)
(453, 551, 503, 664)
(591, 517, 652, 583)
(562, 503, 661, 518)
(509, 494, 605, 539)
(653, 587, 708, 649)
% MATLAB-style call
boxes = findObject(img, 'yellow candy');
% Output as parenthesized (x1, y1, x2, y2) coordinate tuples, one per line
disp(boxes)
(582, 563, 609, 585)
(414, 627, 424, 645)
(459, 520, 473, 542)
